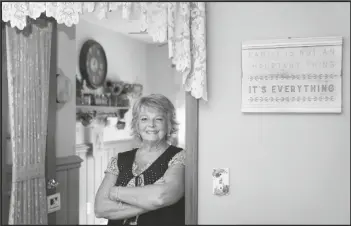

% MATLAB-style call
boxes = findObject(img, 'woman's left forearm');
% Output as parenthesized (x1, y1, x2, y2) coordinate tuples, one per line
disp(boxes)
(113, 184, 164, 210)
(99, 202, 149, 220)
(111, 183, 182, 211)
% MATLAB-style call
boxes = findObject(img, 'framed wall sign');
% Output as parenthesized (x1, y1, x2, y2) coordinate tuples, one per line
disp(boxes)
(241, 36, 343, 113)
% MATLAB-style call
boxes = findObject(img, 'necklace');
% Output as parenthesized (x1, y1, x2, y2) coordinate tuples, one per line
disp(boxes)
(139, 142, 169, 153)
(134, 144, 169, 174)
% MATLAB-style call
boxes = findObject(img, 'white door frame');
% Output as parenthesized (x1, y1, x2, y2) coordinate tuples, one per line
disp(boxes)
(185, 93, 199, 225)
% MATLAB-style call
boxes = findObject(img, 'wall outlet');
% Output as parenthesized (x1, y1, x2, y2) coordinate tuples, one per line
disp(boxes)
(47, 193, 61, 213)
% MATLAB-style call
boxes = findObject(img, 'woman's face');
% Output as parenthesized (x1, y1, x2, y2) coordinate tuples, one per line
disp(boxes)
(137, 106, 168, 143)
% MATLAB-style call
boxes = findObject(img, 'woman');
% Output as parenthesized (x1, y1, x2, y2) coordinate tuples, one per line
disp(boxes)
(95, 94, 185, 225)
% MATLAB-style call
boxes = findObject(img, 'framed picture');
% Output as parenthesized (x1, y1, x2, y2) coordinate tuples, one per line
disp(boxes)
(241, 36, 343, 113)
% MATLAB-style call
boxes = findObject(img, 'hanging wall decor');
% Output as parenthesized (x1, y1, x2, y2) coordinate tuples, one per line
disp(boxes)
(241, 36, 343, 113)
(57, 73, 72, 104)
(79, 39, 108, 90)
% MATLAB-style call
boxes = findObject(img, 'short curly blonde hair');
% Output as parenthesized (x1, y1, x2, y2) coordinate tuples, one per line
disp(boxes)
(130, 94, 179, 143)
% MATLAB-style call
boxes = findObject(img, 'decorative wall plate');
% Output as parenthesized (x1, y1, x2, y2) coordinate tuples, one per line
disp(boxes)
(79, 39, 108, 90)
(57, 73, 72, 104)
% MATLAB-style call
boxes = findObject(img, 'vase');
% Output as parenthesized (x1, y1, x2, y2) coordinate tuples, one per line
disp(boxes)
(116, 120, 126, 130)
(117, 94, 130, 107)
(111, 94, 119, 107)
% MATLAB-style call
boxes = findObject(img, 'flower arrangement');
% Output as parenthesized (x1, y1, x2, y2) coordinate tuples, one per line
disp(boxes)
(104, 80, 143, 96)
(104, 80, 123, 96)
(104, 80, 113, 92)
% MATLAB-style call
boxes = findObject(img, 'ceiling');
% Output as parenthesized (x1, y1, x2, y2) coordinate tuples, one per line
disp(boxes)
(79, 11, 155, 43)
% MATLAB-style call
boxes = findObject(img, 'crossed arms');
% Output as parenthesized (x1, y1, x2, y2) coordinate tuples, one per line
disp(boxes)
(94, 162, 184, 220)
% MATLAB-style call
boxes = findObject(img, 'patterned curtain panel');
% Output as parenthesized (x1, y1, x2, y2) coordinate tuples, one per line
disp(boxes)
(5, 19, 53, 225)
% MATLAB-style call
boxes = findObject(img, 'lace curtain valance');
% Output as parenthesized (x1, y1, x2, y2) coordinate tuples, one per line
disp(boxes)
(2, 2, 207, 101)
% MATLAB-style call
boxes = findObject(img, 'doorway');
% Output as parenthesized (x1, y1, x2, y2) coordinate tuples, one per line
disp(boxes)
(74, 12, 189, 224)
(1, 5, 200, 224)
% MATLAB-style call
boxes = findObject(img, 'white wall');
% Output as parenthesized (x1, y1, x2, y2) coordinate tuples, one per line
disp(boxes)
(76, 19, 149, 92)
(199, 2, 350, 224)
(145, 44, 186, 148)
(76, 18, 148, 142)
(75, 19, 185, 146)
(56, 24, 77, 157)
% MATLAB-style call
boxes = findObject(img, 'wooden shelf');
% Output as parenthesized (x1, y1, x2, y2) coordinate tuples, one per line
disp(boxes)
(76, 105, 129, 114)
(76, 105, 131, 126)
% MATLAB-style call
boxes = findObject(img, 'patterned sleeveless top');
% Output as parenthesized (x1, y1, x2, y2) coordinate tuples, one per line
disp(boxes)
(105, 145, 186, 225)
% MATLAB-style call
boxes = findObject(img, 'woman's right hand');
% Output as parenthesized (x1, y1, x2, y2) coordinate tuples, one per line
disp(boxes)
(95, 173, 148, 220)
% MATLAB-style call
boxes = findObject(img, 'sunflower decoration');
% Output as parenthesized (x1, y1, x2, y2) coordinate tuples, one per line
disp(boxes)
(104, 80, 114, 94)
(118, 95, 130, 108)
(112, 82, 124, 96)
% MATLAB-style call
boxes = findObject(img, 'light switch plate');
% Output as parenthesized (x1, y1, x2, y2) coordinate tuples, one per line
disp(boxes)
(212, 168, 230, 196)
(47, 193, 61, 213)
